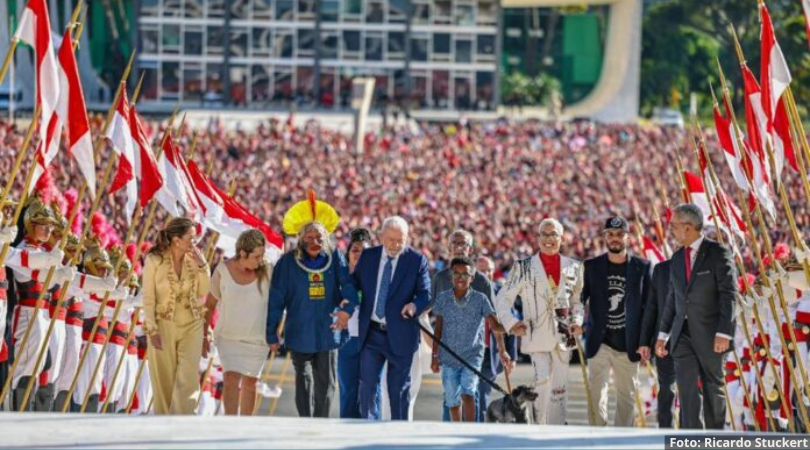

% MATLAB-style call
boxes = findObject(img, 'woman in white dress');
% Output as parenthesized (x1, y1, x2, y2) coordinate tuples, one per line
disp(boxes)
(203, 229, 272, 415)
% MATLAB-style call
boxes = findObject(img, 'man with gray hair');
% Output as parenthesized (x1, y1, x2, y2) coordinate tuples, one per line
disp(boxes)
(495, 218, 585, 425)
(353, 216, 431, 420)
(656, 203, 737, 429)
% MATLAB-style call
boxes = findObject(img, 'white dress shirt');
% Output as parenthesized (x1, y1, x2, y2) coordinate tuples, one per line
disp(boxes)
(372, 250, 400, 324)
(659, 236, 732, 342)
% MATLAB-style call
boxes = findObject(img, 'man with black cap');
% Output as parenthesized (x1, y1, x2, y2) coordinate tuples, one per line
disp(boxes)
(580, 216, 651, 427)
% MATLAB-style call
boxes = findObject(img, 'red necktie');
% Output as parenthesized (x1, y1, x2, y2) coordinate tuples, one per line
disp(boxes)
(685, 246, 692, 284)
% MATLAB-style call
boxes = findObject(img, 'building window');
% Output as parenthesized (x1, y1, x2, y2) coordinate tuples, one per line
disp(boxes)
(409, 34, 428, 62)
(321, 31, 339, 60)
(229, 65, 248, 106)
(254, 0, 273, 19)
(276, 0, 294, 21)
(388, 0, 409, 24)
(184, 27, 204, 55)
(252, 28, 273, 57)
(206, 0, 226, 18)
(477, 0, 497, 26)
(230, 0, 251, 20)
(163, 1, 181, 17)
(366, 1, 384, 23)
(434, 1, 452, 24)
(274, 30, 294, 58)
(476, 34, 495, 59)
(229, 28, 249, 58)
(162, 61, 180, 97)
(298, 0, 317, 20)
(140, 25, 159, 54)
(183, 63, 204, 102)
(207, 26, 225, 56)
(433, 33, 450, 55)
(321, 0, 339, 22)
(297, 28, 316, 56)
(455, 3, 475, 26)
(413, 1, 430, 24)
(162, 24, 181, 54)
(476, 71, 494, 109)
(319, 69, 336, 107)
(206, 63, 224, 99)
(365, 34, 383, 61)
(455, 38, 472, 63)
(251, 65, 271, 103)
(273, 67, 294, 101)
(343, 0, 362, 18)
(296, 66, 315, 103)
(184, 0, 204, 18)
(141, 0, 160, 17)
(431, 70, 449, 108)
(387, 32, 405, 60)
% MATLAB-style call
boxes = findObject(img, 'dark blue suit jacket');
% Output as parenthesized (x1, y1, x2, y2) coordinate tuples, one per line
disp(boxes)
(581, 253, 652, 362)
(353, 246, 431, 357)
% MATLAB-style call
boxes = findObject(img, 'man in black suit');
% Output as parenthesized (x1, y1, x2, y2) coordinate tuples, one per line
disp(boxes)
(656, 204, 737, 430)
(581, 217, 652, 427)
(638, 259, 677, 428)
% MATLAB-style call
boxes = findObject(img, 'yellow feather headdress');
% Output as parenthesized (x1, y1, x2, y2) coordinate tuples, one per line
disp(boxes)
(282, 190, 340, 235)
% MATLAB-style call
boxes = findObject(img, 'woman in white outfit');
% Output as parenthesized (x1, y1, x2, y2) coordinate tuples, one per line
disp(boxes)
(204, 229, 273, 415)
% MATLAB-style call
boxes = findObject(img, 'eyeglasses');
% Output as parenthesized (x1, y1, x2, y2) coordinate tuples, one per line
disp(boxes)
(452, 272, 472, 279)
(540, 232, 561, 239)
(450, 240, 471, 248)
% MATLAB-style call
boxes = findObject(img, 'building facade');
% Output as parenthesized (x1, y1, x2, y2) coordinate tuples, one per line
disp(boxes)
(137, 0, 500, 111)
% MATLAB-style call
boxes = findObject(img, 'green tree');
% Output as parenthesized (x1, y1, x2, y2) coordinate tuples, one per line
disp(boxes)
(641, 0, 807, 118)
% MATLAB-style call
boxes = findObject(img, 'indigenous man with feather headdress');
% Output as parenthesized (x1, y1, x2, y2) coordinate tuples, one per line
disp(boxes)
(265, 191, 358, 418)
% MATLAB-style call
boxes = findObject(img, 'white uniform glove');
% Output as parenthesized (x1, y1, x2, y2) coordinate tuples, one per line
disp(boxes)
(23, 248, 65, 269)
(109, 286, 129, 301)
(0, 225, 17, 244)
(796, 245, 810, 266)
(101, 276, 118, 292)
(54, 266, 77, 285)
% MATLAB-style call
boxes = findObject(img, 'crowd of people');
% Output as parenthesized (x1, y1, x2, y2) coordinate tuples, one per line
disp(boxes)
(2, 113, 810, 431)
(2, 114, 807, 276)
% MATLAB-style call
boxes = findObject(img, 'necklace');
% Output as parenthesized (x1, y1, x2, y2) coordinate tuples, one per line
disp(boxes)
(294, 252, 333, 275)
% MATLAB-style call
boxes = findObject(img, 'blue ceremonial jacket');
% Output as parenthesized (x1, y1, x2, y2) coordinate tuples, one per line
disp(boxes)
(266, 249, 359, 353)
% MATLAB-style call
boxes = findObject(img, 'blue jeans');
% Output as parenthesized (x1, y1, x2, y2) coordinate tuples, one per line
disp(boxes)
(441, 365, 479, 408)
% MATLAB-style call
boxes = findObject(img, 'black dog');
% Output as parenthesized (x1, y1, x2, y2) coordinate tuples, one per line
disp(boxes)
(486, 385, 539, 424)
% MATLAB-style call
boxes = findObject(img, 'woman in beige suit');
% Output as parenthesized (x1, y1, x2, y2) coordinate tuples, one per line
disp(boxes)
(143, 217, 210, 415)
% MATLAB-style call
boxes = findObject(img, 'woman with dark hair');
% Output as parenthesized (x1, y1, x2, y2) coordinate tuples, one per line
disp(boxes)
(203, 229, 272, 415)
(338, 228, 372, 418)
(143, 217, 210, 415)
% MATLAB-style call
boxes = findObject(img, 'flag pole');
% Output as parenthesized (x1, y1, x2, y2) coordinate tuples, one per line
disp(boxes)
(195, 357, 215, 413)
(124, 349, 148, 413)
(99, 306, 142, 413)
(53, 52, 141, 413)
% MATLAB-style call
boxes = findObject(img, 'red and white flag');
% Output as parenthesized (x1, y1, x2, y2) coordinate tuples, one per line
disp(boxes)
(741, 67, 778, 220)
(683, 170, 712, 222)
(105, 86, 137, 222)
(156, 135, 203, 218)
(760, 3, 791, 134)
(55, 27, 94, 198)
(128, 105, 163, 208)
(16, 0, 61, 190)
(713, 97, 750, 192)
(642, 236, 665, 267)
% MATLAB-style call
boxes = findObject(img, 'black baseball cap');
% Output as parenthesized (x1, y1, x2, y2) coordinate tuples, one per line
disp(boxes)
(603, 216, 629, 232)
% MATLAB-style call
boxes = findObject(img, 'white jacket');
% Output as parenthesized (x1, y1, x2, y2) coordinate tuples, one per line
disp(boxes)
(495, 253, 584, 354)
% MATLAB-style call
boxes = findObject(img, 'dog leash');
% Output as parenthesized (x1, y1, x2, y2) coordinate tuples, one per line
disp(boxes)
(417, 322, 511, 396)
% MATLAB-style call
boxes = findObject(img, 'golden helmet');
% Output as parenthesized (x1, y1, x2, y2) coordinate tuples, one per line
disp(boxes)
(63, 233, 81, 260)
(23, 199, 59, 235)
(51, 202, 69, 236)
(108, 245, 132, 275)
(126, 273, 140, 290)
(82, 239, 113, 276)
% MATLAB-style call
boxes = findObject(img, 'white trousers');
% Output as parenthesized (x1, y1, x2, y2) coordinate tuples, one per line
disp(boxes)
(132, 360, 153, 414)
(530, 350, 570, 425)
(55, 324, 82, 392)
(104, 343, 126, 405)
(46, 319, 66, 384)
(11, 306, 50, 389)
(588, 344, 639, 427)
(74, 342, 105, 407)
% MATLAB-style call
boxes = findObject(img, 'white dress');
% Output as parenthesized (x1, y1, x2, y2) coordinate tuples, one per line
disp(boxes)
(211, 263, 272, 378)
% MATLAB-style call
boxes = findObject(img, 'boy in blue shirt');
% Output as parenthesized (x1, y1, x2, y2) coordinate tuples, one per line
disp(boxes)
(431, 256, 504, 422)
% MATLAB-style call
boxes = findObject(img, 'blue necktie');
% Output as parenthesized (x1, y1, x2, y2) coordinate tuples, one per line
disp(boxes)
(375, 257, 393, 320)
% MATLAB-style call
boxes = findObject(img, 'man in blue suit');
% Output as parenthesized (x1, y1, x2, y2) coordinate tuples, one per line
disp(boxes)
(353, 216, 431, 421)
(580, 216, 651, 427)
